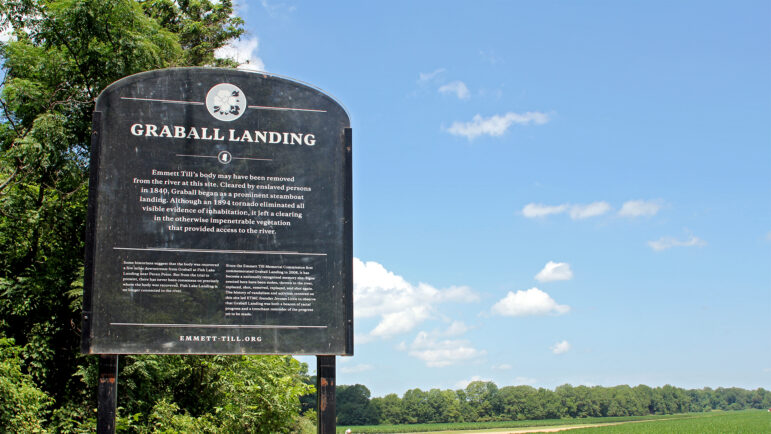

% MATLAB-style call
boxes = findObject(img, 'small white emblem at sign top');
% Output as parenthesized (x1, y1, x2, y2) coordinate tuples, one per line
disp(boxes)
(206, 83, 247, 121)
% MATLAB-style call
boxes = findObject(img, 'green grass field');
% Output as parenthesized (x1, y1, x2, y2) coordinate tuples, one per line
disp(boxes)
(337, 410, 770, 434)
(575, 410, 770, 433)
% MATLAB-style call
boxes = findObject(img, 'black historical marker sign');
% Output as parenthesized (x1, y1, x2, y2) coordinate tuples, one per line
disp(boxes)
(81, 68, 352, 355)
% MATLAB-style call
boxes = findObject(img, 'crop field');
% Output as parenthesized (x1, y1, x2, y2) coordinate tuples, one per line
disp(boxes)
(575, 410, 770, 433)
(336, 410, 770, 433)
(337, 413, 687, 433)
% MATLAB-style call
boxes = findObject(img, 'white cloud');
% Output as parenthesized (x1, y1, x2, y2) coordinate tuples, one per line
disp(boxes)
(443, 321, 471, 337)
(340, 364, 374, 374)
(260, 0, 296, 17)
(354, 258, 479, 340)
(514, 376, 537, 385)
(354, 333, 375, 345)
(446, 112, 550, 140)
(491, 288, 570, 317)
(535, 261, 573, 282)
(551, 340, 571, 355)
(419, 68, 446, 83)
(492, 364, 512, 370)
(455, 376, 491, 389)
(215, 37, 265, 71)
(439, 81, 470, 100)
(522, 203, 569, 218)
(648, 235, 707, 251)
(619, 200, 662, 217)
(522, 202, 610, 220)
(369, 307, 432, 338)
(407, 331, 486, 367)
(569, 201, 611, 219)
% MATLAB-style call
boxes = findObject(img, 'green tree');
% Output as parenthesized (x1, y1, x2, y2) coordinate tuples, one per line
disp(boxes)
(115, 355, 314, 433)
(370, 393, 404, 425)
(462, 381, 502, 422)
(430, 389, 463, 423)
(536, 387, 564, 419)
(606, 385, 641, 417)
(0, 337, 52, 432)
(402, 388, 430, 424)
(0, 0, 185, 410)
(0, 2, 322, 431)
(499, 385, 540, 421)
(337, 384, 378, 425)
(633, 384, 655, 414)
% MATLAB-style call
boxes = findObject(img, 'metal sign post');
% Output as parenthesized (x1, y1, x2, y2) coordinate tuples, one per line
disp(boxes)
(317, 355, 336, 433)
(97, 355, 118, 433)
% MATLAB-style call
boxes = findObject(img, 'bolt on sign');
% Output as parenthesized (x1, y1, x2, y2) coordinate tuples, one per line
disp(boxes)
(81, 68, 353, 355)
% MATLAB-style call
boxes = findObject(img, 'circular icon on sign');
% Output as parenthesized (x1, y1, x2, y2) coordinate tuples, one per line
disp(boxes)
(206, 83, 247, 121)
(217, 151, 233, 164)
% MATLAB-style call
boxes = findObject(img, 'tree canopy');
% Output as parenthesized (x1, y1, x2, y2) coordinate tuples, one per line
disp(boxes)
(0, 1, 315, 431)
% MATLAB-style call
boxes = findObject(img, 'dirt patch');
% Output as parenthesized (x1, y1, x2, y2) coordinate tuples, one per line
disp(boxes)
(442, 416, 684, 434)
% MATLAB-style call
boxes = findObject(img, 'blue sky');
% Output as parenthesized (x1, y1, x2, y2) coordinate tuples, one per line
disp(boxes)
(221, 1, 771, 397)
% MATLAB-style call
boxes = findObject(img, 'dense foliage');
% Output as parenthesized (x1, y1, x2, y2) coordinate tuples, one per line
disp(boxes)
(0, 337, 52, 431)
(0, 1, 315, 432)
(337, 381, 771, 426)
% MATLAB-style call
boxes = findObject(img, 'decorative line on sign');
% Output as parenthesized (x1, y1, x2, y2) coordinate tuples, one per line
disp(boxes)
(176, 154, 272, 162)
(120, 97, 204, 105)
(246, 105, 327, 113)
(113, 247, 327, 256)
(120, 97, 325, 112)
(110, 323, 328, 329)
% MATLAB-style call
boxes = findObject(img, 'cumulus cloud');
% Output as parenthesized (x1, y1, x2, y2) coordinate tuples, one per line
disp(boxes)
(215, 37, 266, 71)
(419, 68, 446, 83)
(455, 376, 491, 388)
(354, 258, 479, 340)
(619, 200, 662, 217)
(369, 308, 431, 338)
(648, 235, 707, 251)
(551, 340, 571, 354)
(569, 201, 612, 219)
(522, 203, 569, 218)
(535, 261, 573, 282)
(446, 112, 549, 140)
(521, 202, 611, 220)
(443, 321, 471, 337)
(491, 288, 570, 317)
(439, 81, 471, 100)
(407, 331, 486, 367)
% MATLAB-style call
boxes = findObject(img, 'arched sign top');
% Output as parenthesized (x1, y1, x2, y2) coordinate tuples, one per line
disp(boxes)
(96, 67, 350, 127)
(83, 68, 352, 356)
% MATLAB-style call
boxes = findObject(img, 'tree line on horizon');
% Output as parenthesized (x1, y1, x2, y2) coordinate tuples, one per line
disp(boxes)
(333, 381, 771, 426)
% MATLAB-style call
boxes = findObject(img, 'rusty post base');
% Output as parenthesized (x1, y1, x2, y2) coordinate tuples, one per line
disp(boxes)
(316, 355, 336, 434)
(97, 355, 118, 434)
